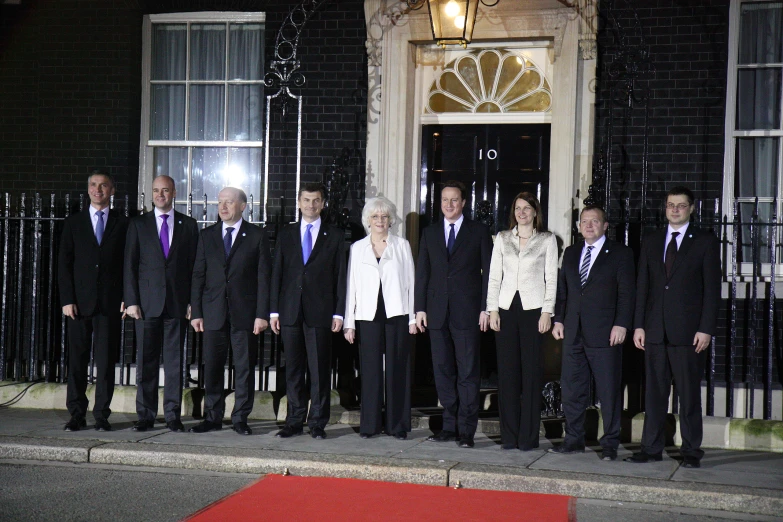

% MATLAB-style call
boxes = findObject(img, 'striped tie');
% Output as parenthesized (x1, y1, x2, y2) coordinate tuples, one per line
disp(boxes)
(580, 245, 593, 287)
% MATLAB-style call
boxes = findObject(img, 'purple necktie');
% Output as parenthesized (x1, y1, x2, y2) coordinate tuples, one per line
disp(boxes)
(160, 214, 170, 259)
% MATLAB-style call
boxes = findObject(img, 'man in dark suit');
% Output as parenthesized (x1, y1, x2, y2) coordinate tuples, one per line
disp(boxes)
(58, 170, 128, 432)
(124, 175, 199, 433)
(189, 187, 272, 436)
(627, 186, 720, 468)
(550, 205, 635, 461)
(415, 180, 492, 448)
(270, 183, 346, 440)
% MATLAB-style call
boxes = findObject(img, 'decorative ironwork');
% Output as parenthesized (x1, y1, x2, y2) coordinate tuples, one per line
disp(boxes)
(322, 148, 353, 229)
(542, 380, 563, 417)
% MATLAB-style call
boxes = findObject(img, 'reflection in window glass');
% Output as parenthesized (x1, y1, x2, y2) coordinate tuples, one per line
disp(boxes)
(735, 138, 779, 198)
(150, 85, 186, 140)
(738, 2, 782, 64)
(190, 24, 226, 81)
(152, 24, 186, 80)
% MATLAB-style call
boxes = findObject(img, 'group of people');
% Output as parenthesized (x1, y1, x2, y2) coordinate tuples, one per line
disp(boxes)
(58, 172, 719, 468)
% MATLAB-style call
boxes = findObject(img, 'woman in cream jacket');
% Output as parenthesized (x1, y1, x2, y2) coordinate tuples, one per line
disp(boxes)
(344, 197, 417, 439)
(487, 192, 558, 451)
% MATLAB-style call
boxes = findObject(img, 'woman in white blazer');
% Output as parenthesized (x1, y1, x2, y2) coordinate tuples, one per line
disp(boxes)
(344, 197, 417, 439)
(486, 192, 558, 451)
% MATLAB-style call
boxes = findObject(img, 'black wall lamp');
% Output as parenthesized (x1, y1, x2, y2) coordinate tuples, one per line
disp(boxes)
(407, 0, 500, 48)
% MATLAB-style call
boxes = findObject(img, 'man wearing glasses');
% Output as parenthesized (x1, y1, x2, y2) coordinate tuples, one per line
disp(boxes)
(627, 186, 720, 468)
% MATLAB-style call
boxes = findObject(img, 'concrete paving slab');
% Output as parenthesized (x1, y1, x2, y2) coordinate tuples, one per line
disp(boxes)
(395, 433, 551, 467)
(0, 435, 99, 463)
(697, 449, 783, 475)
(0, 409, 73, 435)
(672, 467, 783, 490)
(448, 462, 783, 517)
(530, 445, 681, 480)
(89, 443, 455, 485)
(20, 413, 166, 442)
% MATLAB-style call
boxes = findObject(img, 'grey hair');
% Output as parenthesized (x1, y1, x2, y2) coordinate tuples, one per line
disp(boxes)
(361, 197, 396, 233)
(220, 186, 247, 204)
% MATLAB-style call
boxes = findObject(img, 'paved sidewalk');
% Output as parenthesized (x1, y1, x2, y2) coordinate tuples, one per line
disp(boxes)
(0, 409, 781, 517)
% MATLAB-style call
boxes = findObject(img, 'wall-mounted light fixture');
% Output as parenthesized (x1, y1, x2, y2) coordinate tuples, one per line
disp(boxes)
(408, 0, 500, 48)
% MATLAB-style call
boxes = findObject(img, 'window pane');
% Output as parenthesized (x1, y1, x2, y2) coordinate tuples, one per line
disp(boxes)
(227, 148, 262, 207)
(190, 24, 226, 81)
(184, 203, 219, 224)
(228, 85, 263, 141)
(229, 24, 264, 80)
(150, 85, 185, 140)
(152, 24, 186, 80)
(738, 2, 782, 64)
(737, 68, 782, 129)
(735, 137, 779, 197)
(191, 148, 228, 202)
(152, 149, 188, 199)
(188, 85, 225, 140)
(738, 202, 774, 264)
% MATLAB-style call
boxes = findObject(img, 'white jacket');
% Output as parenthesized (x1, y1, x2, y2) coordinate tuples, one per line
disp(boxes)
(486, 228, 559, 314)
(344, 233, 416, 329)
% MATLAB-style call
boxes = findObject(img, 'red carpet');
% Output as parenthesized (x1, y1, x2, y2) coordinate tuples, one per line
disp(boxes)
(185, 474, 576, 522)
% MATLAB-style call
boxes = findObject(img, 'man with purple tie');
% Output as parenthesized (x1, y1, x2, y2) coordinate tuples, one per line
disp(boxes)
(124, 175, 199, 432)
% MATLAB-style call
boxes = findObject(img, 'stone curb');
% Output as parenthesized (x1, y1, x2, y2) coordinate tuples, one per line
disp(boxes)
(88, 442, 454, 486)
(0, 435, 100, 463)
(1, 436, 782, 516)
(448, 463, 783, 517)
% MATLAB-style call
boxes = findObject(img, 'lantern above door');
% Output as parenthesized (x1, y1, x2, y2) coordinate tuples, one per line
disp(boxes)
(408, 0, 500, 48)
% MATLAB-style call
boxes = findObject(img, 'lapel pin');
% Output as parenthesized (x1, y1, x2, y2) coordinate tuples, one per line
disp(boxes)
(689, 234, 692, 238)
(178, 220, 182, 224)
(242, 233, 246, 237)
(605, 249, 609, 253)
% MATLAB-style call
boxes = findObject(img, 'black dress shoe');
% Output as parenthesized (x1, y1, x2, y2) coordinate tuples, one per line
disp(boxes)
(457, 436, 475, 448)
(501, 443, 516, 450)
(233, 422, 252, 435)
(64, 416, 86, 432)
(132, 420, 154, 432)
(310, 426, 327, 439)
(624, 451, 663, 463)
(393, 431, 407, 440)
(166, 420, 185, 433)
(427, 430, 457, 442)
(94, 419, 112, 432)
(188, 420, 222, 433)
(519, 444, 539, 451)
(600, 448, 618, 461)
(275, 426, 304, 438)
(547, 445, 585, 455)
(359, 432, 375, 439)
(682, 456, 701, 468)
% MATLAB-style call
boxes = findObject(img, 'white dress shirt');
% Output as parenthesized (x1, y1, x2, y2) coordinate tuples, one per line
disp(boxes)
(222, 219, 243, 247)
(578, 234, 606, 281)
(443, 214, 464, 244)
(88, 204, 109, 235)
(154, 207, 174, 244)
(664, 222, 690, 261)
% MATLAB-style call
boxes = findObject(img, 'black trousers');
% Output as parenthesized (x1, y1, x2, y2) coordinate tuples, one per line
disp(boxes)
(134, 313, 187, 423)
(281, 318, 333, 429)
(495, 295, 542, 449)
(429, 313, 481, 437)
(561, 336, 623, 450)
(66, 313, 120, 421)
(356, 294, 411, 435)
(642, 342, 706, 459)
(203, 324, 257, 424)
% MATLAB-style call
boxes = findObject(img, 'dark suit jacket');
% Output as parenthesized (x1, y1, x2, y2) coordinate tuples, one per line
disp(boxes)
(414, 218, 492, 330)
(634, 226, 721, 346)
(190, 220, 272, 331)
(123, 210, 199, 319)
(270, 221, 347, 328)
(58, 208, 128, 316)
(553, 238, 635, 347)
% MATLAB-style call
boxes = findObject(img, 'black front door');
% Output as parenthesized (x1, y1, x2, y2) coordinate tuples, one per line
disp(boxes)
(420, 124, 551, 234)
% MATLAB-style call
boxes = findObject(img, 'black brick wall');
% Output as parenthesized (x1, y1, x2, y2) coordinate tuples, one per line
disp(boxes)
(594, 0, 729, 217)
(0, 0, 367, 219)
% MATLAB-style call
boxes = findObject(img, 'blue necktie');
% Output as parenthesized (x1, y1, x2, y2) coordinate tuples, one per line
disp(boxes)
(447, 223, 455, 258)
(224, 227, 234, 258)
(95, 210, 105, 245)
(580, 245, 593, 287)
(302, 223, 313, 264)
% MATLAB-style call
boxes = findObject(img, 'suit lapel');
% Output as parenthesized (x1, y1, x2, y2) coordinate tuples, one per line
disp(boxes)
(583, 239, 611, 288)
(226, 221, 247, 262)
(103, 209, 118, 244)
(168, 211, 184, 256)
(435, 221, 449, 261)
(669, 227, 696, 279)
(306, 222, 329, 265)
(650, 229, 667, 277)
(145, 212, 166, 259)
(449, 218, 468, 258)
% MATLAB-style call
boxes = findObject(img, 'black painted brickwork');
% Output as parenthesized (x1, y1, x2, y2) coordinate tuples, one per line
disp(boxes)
(594, 0, 730, 216)
(0, 0, 368, 220)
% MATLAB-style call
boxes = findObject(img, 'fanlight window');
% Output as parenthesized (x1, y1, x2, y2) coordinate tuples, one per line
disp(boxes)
(426, 49, 552, 114)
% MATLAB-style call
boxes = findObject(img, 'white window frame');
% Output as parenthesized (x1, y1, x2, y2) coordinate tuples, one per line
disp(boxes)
(138, 11, 266, 221)
(722, 0, 783, 279)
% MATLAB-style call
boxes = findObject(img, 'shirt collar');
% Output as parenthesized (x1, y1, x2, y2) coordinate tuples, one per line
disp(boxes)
(584, 234, 606, 251)
(154, 207, 173, 219)
(302, 217, 322, 232)
(445, 214, 464, 229)
(667, 221, 690, 238)
(222, 219, 243, 233)
(89, 204, 109, 219)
